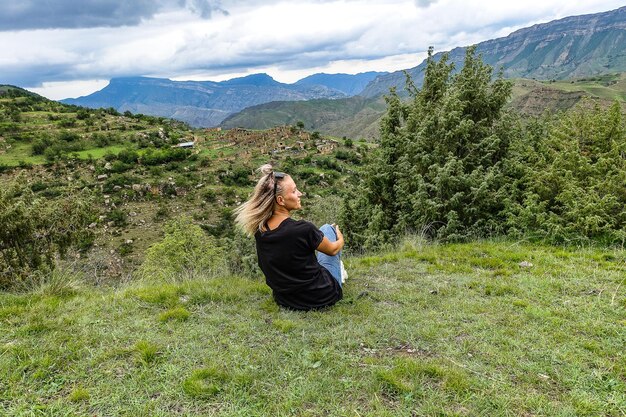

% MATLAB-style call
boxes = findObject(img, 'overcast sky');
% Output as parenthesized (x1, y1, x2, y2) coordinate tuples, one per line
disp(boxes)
(1, 0, 624, 100)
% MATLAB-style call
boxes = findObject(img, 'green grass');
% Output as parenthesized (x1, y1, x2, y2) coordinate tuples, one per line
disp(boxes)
(0, 144, 130, 166)
(0, 142, 45, 166)
(1, 240, 624, 415)
(541, 73, 626, 102)
(73, 144, 128, 160)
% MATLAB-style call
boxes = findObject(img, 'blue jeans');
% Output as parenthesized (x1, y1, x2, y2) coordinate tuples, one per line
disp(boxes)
(317, 224, 342, 287)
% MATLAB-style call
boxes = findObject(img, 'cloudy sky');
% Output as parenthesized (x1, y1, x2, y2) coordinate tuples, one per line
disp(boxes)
(1, 0, 624, 99)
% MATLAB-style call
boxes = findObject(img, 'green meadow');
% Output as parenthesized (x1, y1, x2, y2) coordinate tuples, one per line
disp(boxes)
(1, 240, 624, 416)
(545, 73, 626, 102)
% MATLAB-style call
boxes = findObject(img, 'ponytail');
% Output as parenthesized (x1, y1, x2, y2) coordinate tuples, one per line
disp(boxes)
(234, 164, 287, 235)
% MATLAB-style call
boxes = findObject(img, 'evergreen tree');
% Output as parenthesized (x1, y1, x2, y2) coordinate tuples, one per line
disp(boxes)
(343, 46, 515, 248)
(505, 100, 626, 244)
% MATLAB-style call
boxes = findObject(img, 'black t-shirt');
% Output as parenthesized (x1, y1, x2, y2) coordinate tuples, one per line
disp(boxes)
(255, 218, 342, 311)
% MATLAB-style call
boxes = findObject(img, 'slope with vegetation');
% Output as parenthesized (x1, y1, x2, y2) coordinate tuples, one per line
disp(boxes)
(223, 6, 626, 140)
(223, 73, 626, 141)
(0, 85, 365, 288)
(221, 95, 387, 141)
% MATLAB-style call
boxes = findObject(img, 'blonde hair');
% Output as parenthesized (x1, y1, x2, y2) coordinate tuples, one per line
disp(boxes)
(234, 164, 288, 236)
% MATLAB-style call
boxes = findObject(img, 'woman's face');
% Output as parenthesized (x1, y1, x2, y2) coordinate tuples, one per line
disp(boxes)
(277, 176, 303, 211)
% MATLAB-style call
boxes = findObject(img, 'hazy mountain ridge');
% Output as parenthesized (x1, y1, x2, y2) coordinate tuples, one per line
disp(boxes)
(360, 6, 626, 98)
(62, 74, 349, 127)
(295, 72, 388, 96)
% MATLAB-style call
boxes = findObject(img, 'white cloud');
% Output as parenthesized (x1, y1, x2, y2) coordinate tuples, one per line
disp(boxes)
(2, 0, 624, 98)
(28, 79, 110, 100)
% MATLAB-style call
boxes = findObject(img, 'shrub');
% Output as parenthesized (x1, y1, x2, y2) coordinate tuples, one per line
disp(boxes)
(103, 151, 117, 161)
(106, 208, 128, 227)
(504, 102, 626, 244)
(31, 137, 55, 155)
(76, 109, 90, 120)
(335, 150, 361, 164)
(58, 131, 80, 142)
(57, 118, 76, 128)
(110, 160, 133, 173)
(17, 160, 33, 169)
(117, 149, 139, 164)
(202, 189, 217, 202)
(153, 204, 169, 220)
(315, 157, 342, 171)
(199, 207, 236, 238)
(141, 217, 226, 280)
(217, 166, 252, 186)
(0, 182, 96, 289)
(118, 241, 133, 256)
(343, 46, 515, 248)
(141, 148, 189, 166)
(220, 232, 261, 278)
(103, 174, 141, 192)
(92, 132, 112, 147)
(105, 107, 120, 116)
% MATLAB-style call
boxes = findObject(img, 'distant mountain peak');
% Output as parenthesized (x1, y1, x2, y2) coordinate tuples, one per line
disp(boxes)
(109, 76, 163, 83)
(221, 73, 281, 87)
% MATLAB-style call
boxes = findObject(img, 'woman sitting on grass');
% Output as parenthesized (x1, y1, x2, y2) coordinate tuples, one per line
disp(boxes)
(234, 164, 345, 311)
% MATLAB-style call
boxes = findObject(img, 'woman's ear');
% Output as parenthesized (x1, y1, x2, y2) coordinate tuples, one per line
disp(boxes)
(276, 195, 285, 206)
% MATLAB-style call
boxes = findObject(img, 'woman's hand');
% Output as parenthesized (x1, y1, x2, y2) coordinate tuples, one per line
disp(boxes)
(317, 224, 345, 256)
(332, 223, 344, 241)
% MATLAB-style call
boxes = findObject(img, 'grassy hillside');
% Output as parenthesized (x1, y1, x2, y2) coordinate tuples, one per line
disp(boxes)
(0, 85, 194, 167)
(1, 240, 624, 415)
(545, 73, 626, 101)
(0, 87, 367, 281)
(511, 73, 626, 113)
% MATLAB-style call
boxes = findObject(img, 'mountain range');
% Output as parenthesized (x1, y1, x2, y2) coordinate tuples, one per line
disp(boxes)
(360, 5, 626, 98)
(62, 6, 626, 135)
(226, 6, 626, 138)
(61, 72, 385, 127)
